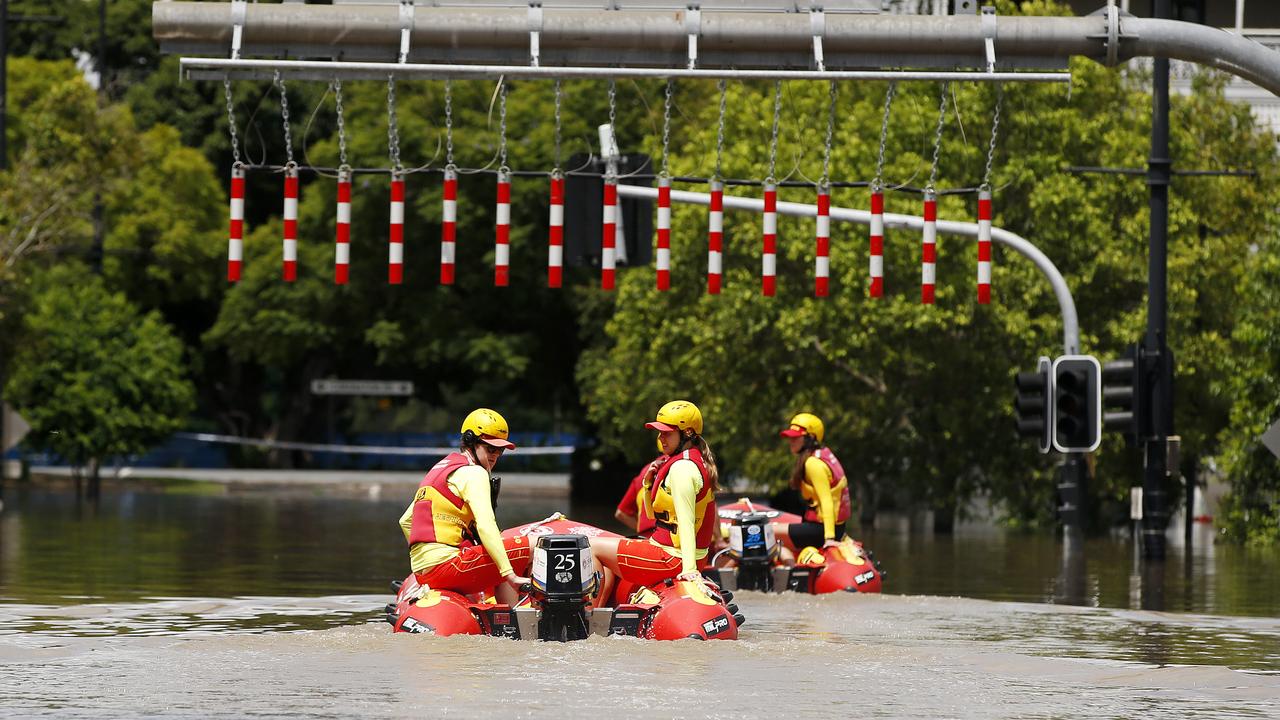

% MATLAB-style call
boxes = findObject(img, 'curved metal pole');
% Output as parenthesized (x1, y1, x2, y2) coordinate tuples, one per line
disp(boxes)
(1124, 18, 1280, 96)
(153, 3, 1280, 98)
(616, 184, 1080, 355)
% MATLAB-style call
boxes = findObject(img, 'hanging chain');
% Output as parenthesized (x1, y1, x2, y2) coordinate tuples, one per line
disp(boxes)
(982, 84, 1004, 191)
(333, 79, 348, 169)
(766, 80, 782, 183)
(497, 78, 509, 172)
(387, 76, 402, 171)
(873, 81, 897, 192)
(713, 79, 727, 180)
(661, 79, 673, 178)
(927, 81, 949, 192)
(552, 79, 563, 171)
(275, 71, 294, 166)
(820, 80, 837, 186)
(444, 80, 455, 169)
(606, 78, 618, 178)
(223, 78, 241, 166)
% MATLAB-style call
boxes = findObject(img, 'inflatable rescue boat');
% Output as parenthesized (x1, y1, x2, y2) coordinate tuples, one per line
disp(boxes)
(385, 514, 743, 641)
(709, 499, 885, 594)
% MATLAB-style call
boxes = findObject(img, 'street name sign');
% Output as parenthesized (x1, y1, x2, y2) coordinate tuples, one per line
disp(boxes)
(310, 380, 414, 397)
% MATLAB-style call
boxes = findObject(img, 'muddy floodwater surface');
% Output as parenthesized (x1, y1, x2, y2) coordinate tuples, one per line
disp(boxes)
(1, 480, 1277, 718)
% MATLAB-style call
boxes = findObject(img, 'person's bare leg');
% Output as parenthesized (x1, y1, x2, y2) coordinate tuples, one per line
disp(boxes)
(589, 536, 623, 577)
(771, 522, 798, 552)
(494, 582, 517, 605)
(591, 558, 616, 607)
(776, 546, 796, 565)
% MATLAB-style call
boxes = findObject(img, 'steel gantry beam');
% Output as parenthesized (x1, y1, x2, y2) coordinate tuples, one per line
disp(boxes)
(153, 2, 1280, 96)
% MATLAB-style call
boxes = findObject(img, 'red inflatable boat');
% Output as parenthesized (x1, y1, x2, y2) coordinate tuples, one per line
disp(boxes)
(386, 514, 743, 641)
(711, 499, 884, 594)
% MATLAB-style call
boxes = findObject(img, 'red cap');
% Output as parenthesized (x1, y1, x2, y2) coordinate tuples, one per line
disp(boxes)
(645, 421, 678, 432)
(779, 425, 806, 438)
(480, 434, 517, 450)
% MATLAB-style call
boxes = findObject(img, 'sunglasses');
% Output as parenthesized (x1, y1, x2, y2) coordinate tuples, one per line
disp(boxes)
(481, 443, 506, 456)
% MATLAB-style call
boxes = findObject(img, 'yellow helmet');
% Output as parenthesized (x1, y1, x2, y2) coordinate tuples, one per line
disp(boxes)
(644, 400, 703, 436)
(779, 412, 824, 443)
(461, 408, 516, 449)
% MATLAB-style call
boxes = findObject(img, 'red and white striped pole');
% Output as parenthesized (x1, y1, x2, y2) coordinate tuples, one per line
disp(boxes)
(869, 188, 884, 298)
(495, 168, 511, 287)
(282, 164, 299, 282)
(815, 183, 831, 297)
(440, 166, 457, 285)
(334, 167, 351, 285)
(655, 175, 671, 291)
(548, 172, 565, 288)
(601, 175, 617, 290)
(227, 164, 245, 283)
(761, 181, 778, 296)
(388, 171, 405, 285)
(977, 188, 992, 304)
(921, 188, 937, 305)
(707, 178, 724, 295)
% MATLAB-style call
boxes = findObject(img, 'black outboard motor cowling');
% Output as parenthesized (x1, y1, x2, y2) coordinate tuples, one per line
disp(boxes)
(530, 534, 595, 641)
(730, 512, 776, 591)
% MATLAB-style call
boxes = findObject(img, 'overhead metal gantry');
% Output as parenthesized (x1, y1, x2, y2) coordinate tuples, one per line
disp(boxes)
(154, 1, 1280, 95)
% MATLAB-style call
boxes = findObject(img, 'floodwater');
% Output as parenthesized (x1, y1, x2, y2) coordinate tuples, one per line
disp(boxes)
(1, 480, 1278, 718)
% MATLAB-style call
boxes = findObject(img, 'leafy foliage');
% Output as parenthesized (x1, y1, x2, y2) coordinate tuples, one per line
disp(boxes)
(579, 49, 1279, 527)
(4, 266, 195, 470)
(1, 1, 1278, 538)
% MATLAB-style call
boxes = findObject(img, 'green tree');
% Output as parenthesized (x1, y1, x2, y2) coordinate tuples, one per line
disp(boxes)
(1216, 213, 1280, 545)
(577, 7, 1279, 531)
(5, 266, 196, 496)
(199, 77, 651, 455)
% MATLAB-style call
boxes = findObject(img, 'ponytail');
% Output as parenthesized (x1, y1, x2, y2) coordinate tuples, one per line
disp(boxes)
(789, 437, 819, 490)
(691, 435, 720, 493)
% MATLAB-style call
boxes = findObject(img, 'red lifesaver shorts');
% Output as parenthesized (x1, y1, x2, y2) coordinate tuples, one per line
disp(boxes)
(415, 535, 533, 595)
(614, 538, 684, 586)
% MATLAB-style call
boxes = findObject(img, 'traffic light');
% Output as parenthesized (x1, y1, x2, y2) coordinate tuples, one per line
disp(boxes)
(1102, 343, 1145, 443)
(1014, 356, 1052, 454)
(1052, 355, 1101, 453)
(564, 152, 653, 268)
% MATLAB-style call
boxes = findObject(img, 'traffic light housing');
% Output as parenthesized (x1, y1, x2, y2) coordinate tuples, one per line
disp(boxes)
(563, 153, 653, 268)
(1052, 355, 1101, 453)
(1102, 343, 1146, 444)
(1014, 356, 1052, 454)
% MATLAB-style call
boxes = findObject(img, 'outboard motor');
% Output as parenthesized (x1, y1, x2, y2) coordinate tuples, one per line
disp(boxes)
(530, 534, 596, 641)
(729, 512, 776, 591)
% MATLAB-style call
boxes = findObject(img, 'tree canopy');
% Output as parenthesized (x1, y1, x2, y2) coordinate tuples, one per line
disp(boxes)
(0, 1, 1277, 537)
(4, 266, 195, 491)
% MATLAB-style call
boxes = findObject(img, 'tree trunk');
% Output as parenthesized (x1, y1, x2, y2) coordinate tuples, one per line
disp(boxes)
(268, 355, 330, 469)
(87, 458, 101, 501)
(857, 475, 877, 528)
(932, 496, 956, 534)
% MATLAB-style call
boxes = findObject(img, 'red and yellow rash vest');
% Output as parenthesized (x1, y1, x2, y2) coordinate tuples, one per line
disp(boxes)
(800, 447, 852, 540)
(645, 448, 714, 575)
(407, 452, 475, 546)
(398, 452, 513, 577)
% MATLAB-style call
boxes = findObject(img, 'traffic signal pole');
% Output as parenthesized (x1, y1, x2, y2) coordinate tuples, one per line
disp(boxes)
(1142, 0, 1174, 560)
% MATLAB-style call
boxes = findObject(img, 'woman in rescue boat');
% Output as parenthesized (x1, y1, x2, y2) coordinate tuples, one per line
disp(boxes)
(772, 412, 853, 553)
(590, 400, 719, 585)
(398, 408, 533, 604)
